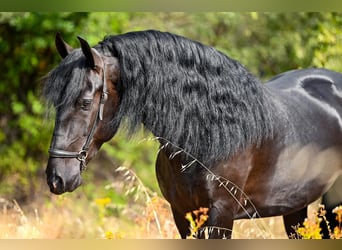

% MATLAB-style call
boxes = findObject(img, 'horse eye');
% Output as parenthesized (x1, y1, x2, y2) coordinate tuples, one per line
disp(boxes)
(81, 99, 93, 111)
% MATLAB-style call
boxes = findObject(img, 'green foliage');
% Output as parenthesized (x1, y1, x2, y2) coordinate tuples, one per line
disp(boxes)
(101, 129, 159, 191)
(0, 12, 89, 200)
(1, 13, 342, 209)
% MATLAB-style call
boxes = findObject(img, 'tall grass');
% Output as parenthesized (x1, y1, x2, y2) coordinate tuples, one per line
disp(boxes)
(0, 135, 340, 239)
(0, 188, 288, 239)
(2, 179, 331, 239)
(294, 204, 342, 239)
(0, 147, 287, 239)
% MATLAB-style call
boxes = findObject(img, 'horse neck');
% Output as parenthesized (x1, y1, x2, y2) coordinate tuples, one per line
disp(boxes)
(121, 66, 279, 166)
(103, 32, 280, 165)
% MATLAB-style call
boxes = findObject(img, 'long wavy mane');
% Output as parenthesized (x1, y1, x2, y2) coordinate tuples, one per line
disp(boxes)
(95, 30, 280, 166)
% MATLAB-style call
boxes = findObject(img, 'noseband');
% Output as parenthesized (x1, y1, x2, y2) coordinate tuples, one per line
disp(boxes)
(48, 50, 108, 172)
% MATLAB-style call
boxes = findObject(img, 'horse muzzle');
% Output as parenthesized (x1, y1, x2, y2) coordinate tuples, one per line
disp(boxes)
(47, 173, 82, 195)
(46, 159, 83, 195)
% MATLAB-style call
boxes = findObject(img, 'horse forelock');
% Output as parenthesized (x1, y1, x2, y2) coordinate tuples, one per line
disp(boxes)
(43, 49, 87, 109)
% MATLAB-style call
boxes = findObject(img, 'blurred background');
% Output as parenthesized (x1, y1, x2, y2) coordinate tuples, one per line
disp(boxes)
(1, 12, 342, 238)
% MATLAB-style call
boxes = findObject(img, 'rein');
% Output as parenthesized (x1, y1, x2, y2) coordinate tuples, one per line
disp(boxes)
(48, 50, 108, 172)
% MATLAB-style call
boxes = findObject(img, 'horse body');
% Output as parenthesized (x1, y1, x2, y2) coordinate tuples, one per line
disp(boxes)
(264, 68, 342, 206)
(156, 68, 342, 238)
(43, 30, 342, 238)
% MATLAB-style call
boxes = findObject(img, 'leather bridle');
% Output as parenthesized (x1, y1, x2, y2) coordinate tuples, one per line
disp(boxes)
(48, 50, 108, 172)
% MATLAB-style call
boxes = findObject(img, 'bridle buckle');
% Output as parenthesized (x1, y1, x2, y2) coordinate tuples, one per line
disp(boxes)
(77, 150, 88, 162)
(77, 150, 88, 172)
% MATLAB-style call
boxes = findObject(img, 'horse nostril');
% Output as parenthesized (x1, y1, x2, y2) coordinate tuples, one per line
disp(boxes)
(48, 175, 65, 195)
(52, 178, 59, 190)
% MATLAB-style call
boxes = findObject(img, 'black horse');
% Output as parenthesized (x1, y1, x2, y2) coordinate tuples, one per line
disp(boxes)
(43, 30, 342, 239)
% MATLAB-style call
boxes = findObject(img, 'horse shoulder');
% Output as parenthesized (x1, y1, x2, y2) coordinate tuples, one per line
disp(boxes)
(155, 150, 207, 209)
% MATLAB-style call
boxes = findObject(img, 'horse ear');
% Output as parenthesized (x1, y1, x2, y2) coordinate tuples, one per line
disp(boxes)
(55, 32, 73, 59)
(77, 36, 95, 69)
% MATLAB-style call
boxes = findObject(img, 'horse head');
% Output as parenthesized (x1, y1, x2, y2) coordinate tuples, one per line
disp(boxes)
(45, 34, 120, 194)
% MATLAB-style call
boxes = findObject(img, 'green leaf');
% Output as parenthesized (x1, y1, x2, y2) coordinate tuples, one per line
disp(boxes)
(12, 101, 25, 114)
